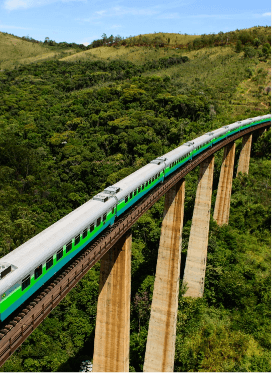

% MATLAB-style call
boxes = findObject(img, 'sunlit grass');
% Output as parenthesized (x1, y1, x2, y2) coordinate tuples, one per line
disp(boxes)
(0, 32, 78, 69)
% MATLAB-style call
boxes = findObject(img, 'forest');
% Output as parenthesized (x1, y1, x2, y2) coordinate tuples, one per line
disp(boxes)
(0, 26, 270, 371)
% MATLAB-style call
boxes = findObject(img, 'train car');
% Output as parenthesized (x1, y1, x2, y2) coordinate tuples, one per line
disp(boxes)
(110, 162, 166, 217)
(0, 114, 270, 321)
(0, 197, 116, 321)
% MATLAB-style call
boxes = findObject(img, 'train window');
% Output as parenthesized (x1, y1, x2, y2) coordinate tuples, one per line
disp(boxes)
(97, 217, 101, 226)
(125, 196, 128, 203)
(34, 265, 42, 280)
(130, 192, 133, 199)
(66, 241, 72, 253)
(75, 235, 80, 246)
(112, 207, 115, 214)
(57, 248, 63, 261)
(83, 228, 87, 239)
(90, 223, 94, 232)
(46, 256, 53, 270)
(102, 213, 107, 222)
(145, 182, 147, 187)
(22, 275, 30, 291)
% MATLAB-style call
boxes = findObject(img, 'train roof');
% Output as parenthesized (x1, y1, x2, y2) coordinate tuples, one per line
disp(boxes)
(0, 197, 115, 293)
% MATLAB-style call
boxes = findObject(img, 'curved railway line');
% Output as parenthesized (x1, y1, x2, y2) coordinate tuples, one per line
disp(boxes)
(0, 119, 270, 367)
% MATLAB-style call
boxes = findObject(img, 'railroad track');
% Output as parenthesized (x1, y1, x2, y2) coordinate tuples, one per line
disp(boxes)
(0, 120, 270, 367)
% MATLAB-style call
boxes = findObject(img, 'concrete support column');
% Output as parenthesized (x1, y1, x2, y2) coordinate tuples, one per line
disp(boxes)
(183, 156, 214, 298)
(213, 142, 236, 226)
(93, 231, 131, 372)
(144, 179, 185, 372)
(236, 134, 252, 176)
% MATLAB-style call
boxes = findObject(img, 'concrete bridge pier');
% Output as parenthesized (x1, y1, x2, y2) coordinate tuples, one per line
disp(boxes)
(213, 142, 236, 226)
(93, 231, 131, 372)
(144, 179, 185, 372)
(182, 156, 214, 298)
(236, 133, 252, 176)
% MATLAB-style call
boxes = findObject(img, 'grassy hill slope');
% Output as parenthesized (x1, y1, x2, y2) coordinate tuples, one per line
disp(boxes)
(0, 32, 79, 70)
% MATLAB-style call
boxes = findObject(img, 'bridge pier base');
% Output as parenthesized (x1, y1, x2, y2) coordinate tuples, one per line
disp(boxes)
(213, 142, 236, 226)
(236, 133, 252, 176)
(182, 156, 214, 298)
(144, 179, 185, 372)
(93, 231, 131, 372)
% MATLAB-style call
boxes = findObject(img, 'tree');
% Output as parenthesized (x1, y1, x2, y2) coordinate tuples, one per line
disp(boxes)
(235, 40, 242, 53)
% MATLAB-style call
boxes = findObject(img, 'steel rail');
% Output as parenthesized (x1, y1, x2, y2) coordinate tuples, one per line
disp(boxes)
(0, 120, 270, 367)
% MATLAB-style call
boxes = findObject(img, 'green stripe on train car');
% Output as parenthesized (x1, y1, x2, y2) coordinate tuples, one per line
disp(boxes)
(0, 209, 116, 313)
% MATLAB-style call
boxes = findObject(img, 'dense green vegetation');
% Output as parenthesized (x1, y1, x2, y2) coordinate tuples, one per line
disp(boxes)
(0, 26, 270, 372)
(187, 26, 271, 52)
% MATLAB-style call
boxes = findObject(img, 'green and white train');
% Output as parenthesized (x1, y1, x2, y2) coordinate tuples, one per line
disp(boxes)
(0, 114, 270, 321)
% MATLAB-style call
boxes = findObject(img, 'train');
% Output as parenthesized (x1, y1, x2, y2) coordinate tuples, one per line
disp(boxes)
(0, 114, 270, 322)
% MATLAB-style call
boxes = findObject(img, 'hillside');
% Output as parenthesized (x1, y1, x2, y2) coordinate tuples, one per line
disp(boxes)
(0, 32, 80, 70)
(2, 26, 270, 69)
(0, 27, 270, 372)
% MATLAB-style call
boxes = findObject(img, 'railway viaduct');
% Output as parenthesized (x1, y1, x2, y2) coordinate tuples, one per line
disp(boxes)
(0, 120, 269, 370)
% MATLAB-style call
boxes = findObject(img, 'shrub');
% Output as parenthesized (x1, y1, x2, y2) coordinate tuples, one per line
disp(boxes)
(244, 46, 257, 58)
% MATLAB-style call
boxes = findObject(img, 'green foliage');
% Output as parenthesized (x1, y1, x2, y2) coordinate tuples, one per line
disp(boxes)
(244, 46, 257, 59)
(262, 43, 271, 59)
(188, 26, 271, 51)
(0, 27, 270, 372)
(235, 40, 242, 53)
